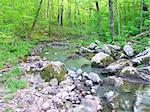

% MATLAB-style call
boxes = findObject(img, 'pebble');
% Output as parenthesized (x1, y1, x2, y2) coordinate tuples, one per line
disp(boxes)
(49, 78, 59, 86)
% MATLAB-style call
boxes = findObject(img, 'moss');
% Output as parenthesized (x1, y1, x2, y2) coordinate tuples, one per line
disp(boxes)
(40, 64, 67, 82)
(101, 56, 114, 67)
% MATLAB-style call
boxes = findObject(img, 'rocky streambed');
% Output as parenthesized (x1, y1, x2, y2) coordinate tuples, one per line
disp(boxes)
(0, 38, 150, 112)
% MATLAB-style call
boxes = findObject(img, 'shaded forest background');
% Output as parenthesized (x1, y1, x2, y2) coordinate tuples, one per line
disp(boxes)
(1, 0, 149, 38)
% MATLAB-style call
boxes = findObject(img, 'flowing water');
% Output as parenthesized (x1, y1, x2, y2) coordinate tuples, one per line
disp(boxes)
(39, 38, 150, 112)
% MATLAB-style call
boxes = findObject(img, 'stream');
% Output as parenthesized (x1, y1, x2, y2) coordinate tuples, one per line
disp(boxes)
(39, 37, 150, 112)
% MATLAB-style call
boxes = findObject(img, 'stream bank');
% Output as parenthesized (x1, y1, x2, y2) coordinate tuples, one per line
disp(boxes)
(0, 37, 150, 112)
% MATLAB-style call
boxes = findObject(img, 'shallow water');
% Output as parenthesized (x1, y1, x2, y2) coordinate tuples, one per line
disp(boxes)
(39, 39, 150, 112)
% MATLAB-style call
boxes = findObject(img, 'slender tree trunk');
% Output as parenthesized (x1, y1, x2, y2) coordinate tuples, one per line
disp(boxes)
(123, 0, 126, 22)
(108, 0, 115, 40)
(74, 0, 77, 28)
(46, 0, 50, 18)
(58, 0, 60, 25)
(140, 0, 144, 32)
(96, 0, 99, 12)
(60, 0, 64, 26)
(68, 0, 72, 26)
(96, 0, 101, 33)
(116, 0, 121, 36)
(29, 0, 43, 37)
(48, 0, 52, 37)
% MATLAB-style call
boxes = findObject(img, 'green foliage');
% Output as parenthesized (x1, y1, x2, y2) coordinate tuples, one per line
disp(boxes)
(1, 0, 149, 38)
(5, 78, 28, 92)
(1, 66, 28, 93)
(132, 36, 150, 52)
(3, 108, 14, 112)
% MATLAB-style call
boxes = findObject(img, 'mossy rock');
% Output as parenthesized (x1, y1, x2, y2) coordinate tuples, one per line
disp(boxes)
(91, 52, 114, 67)
(120, 66, 140, 79)
(106, 59, 133, 73)
(40, 61, 67, 82)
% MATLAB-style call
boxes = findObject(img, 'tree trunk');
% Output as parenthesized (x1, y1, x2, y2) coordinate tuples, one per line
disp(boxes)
(48, 0, 52, 37)
(116, 0, 121, 36)
(68, 0, 72, 26)
(29, 0, 43, 37)
(96, 0, 101, 33)
(96, 0, 99, 12)
(58, 0, 60, 25)
(108, 0, 115, 40)
(74, 0, 77, 28)
(123, 0, 126, 22)
(60, 0, 64, 26)
(140, 0, 144, 33)
(46, 0, 50, 18)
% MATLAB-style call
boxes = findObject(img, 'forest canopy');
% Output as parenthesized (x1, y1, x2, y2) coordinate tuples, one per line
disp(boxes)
(1, 0, 150, 38)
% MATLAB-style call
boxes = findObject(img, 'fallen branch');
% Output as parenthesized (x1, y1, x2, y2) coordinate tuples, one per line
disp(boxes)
(134, 30, 150, 38)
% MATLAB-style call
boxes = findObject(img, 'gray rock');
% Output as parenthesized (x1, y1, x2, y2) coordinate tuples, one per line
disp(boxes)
(88, 43, 98, 50)
(68, 70, 78, 79)
(47, 109, 59, 112)
(120, 66, 141, 79)
(135, 48, 150, 58)
(91, 52, 114, 67)
(104, 91, 118, 102)
(132, 51, 150, 65)
(90, 89, 96, 94)
(80, 46, 93, 53)
(40, 61, 67, 82)
(95, 40, 101, 45)
(76, 69, 83, 75)
(103, 76, 123, 87)
(106, 59, 133, 73)
(102, 45, 112, 54)
(64, 85, 76, 92)
(91, 85, 99, 91)
(42, 100, 53, 110)
(138, 66, 150, 81)
(49, 78, 59, 86)
(73, 105, 96, 112)
(123, 43, 134, 57)
(87, 72, 102, 83)
(134, 86, 150, 112)
(138, 66, 150, 75)
(107, 44, 121, 51)
(81, 99, 100, 111)
(85, 80, 93, 87)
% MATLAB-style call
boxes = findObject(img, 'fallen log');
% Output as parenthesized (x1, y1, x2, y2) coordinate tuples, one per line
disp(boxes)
(134, 30, 150, 38)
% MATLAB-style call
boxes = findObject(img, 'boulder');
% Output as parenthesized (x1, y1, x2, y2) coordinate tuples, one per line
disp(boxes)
(123, 43, 134, 57)
(87, 72, 102, 83)
(138, 66, 150, 81)
(106, 59, 133, 73)
(40, 61, 67, 82)
(103, 91, 119, 102)
(107, 44, 121, 51)
(91, 52, 114, 67)
(102, 44, 125, 59)
(134, 87, 150, 112)
(80, 46, 93, 53)
(88, 43, 98, 50)
(73, 105, 96, 112)
(103, 76, 123, 87)
(120, 66, 141, 79)
(102, 45, 112, 54)
(132, 50, 150, 65)
(135, 48, 150, 58)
